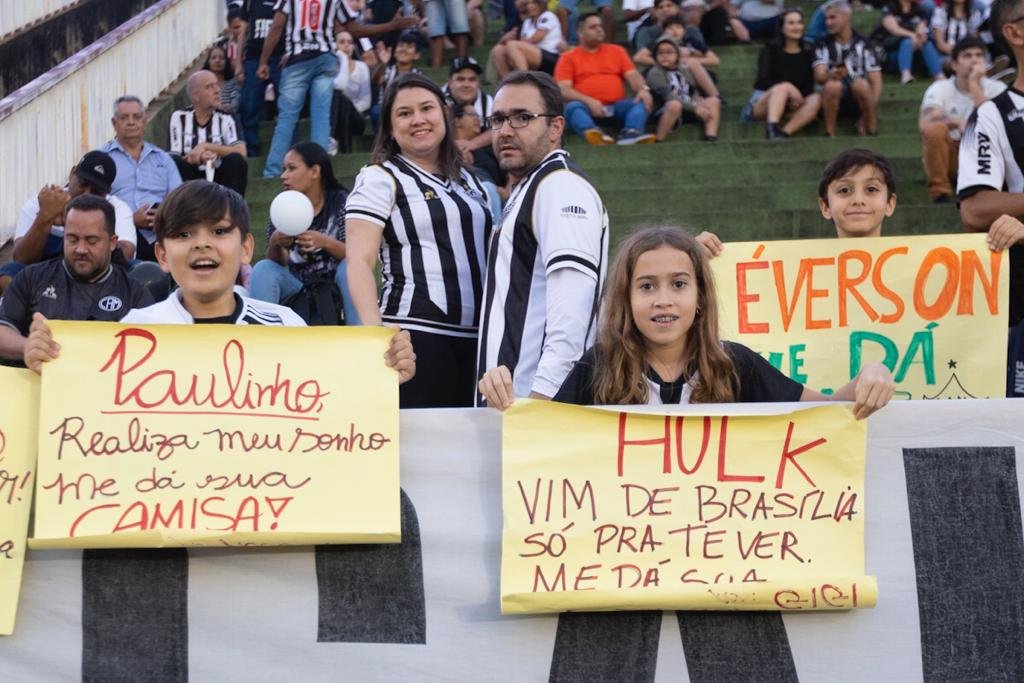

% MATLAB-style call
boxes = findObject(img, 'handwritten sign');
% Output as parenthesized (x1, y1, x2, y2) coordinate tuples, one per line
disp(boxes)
(30, 322, 400, 549)
(711, 234, 1008, 399)
(500, 400, 876, 613)
(0, 367, 39, 635)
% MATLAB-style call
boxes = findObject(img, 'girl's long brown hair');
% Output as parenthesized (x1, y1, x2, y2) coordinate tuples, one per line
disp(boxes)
(591, 226, 737, 405)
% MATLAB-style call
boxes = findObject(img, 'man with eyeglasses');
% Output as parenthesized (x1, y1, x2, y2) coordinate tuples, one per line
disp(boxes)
(476, 71, 609, 409)
(959, 0, 1024, 330)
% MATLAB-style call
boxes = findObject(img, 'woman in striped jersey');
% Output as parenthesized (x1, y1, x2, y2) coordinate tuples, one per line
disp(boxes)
(345, 73, 492, 408)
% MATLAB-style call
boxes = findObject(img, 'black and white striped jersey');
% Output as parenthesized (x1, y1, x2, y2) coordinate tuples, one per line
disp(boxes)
(273, 0, 356, 63)
(168, 108, 240, 156)
(345, 156, 492, 337)
(476, 150, 608, 403)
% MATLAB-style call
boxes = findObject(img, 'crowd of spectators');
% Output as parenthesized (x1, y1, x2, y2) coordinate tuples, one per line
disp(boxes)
(3, 0, 1024, 403)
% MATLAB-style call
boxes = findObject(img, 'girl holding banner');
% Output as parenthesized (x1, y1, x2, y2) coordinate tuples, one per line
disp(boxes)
(480, 225, 895, 414)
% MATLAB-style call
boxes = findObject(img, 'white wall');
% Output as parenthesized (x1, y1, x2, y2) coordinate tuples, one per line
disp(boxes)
(0, 0, 82, 40)
(0, 0, 223, 244)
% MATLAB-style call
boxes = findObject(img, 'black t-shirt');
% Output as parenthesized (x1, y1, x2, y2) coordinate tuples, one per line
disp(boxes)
(193, 294, 245, 324)
(754, 44, 815, 96)
(0, 260, 153, 336)
(242, 0, 285, 61)
(553, 341, 805, 406)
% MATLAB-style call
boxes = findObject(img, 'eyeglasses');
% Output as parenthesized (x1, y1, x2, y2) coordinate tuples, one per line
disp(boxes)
(484, 112, 557, 129)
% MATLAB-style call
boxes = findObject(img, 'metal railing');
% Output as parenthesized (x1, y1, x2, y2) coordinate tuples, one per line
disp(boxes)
(0, 0, 223, 243)
(0, 0, 82, 41)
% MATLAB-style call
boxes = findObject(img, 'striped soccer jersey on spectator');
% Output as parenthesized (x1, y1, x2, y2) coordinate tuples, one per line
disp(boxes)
(476, 150, 608, 404)
(345, 157, 492, 337)
(168, 109, 239, 156)
(812, 32, 880, 80)
(273, 0, 356, 62)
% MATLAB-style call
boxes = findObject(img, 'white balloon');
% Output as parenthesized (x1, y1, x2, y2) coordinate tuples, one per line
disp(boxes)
(270, 190, 314, 236)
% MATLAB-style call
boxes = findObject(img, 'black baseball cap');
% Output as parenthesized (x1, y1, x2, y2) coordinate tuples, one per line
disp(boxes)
(450, 56, 483, 76)
(75, 150, 117, 194)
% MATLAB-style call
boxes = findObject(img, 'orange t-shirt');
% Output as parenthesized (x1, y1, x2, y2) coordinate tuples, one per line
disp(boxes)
(554, 43, 635, 105)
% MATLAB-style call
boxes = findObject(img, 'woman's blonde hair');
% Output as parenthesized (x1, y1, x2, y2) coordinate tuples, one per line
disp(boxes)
(591, 225, 737, 405)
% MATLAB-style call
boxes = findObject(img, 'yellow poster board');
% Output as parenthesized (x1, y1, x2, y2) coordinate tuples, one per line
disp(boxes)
(501, 400, 876, 613)
(711, 234, 1007, 399)
(31, 321, 400, 549)
(0, 367, 40, 635)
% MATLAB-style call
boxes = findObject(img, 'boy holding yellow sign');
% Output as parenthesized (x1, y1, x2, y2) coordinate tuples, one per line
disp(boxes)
(24, 181, 416, 381)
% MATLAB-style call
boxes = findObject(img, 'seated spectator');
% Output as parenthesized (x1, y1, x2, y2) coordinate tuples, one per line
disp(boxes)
(558, 0, 615, 44)
(169, 70, 249, 198)
(0, 195, 152, 366)
(645, 35, 722, 140)
(451, 101, 505, 219)
(424, 0, 470, 66)
(250, 142, 359, 324)
(919, 37, 1004, 202)
(102, 95, 183, 262)
(736, 0, 784, 40)
(203, 43, 242, 119)
(874, 0, 945, 83)
(0, 151, 136, 293)
(493, 0, 564, 77)
(623, 0, 656, 46)
(818, 148, 897, 238)
(745, 8, 822, 139)
(468, 0, 487, 46)
(371, 30, 423, 128)
(443, 57, 496, 162)
(555, 12, 656, 145)
(814, 1, 882, 136)
(488, 0, 530, 80)
(330, 30, 373, 155)
(634, 11, 720, 68)
(931, 0, 985, 60)
(700, 0, 751, 44)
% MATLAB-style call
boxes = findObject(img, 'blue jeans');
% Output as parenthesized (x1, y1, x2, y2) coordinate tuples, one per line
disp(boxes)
(241, 57, 282, 157)
(564, 98, 649, 136)
(805, 7, 828, 44)
(249, 258, 360, 325)
(891, 37, 943, 77)
(263, 52, 339, 178)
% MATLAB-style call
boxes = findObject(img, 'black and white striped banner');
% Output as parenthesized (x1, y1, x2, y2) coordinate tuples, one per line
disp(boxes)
(3, 401, 1022, 681)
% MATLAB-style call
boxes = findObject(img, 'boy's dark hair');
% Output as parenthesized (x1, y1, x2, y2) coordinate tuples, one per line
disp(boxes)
(662, 14, 686, 29)
(577, 11, 600, 26)
(496, 70, 565, 115)
(991, 0, 1024, 54)
(227, 6, 244, 22)
(817, 148, 896, 200)
(952, 36, 988, 60)
(154, 180, 250, 243)
(65, 194, 116, 236)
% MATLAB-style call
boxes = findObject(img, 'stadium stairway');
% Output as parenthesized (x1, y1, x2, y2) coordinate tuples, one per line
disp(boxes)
(152, 3, 965, 257)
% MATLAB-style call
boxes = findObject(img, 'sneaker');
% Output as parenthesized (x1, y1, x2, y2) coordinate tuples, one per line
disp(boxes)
(584, 128, 614, 146)
(766, 123, 787, 140)
(328, 137, 339, 156)
(616, 128, 656, 145)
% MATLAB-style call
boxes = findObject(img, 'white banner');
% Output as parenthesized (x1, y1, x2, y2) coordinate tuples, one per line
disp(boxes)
(3, 401, 1024, 681)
